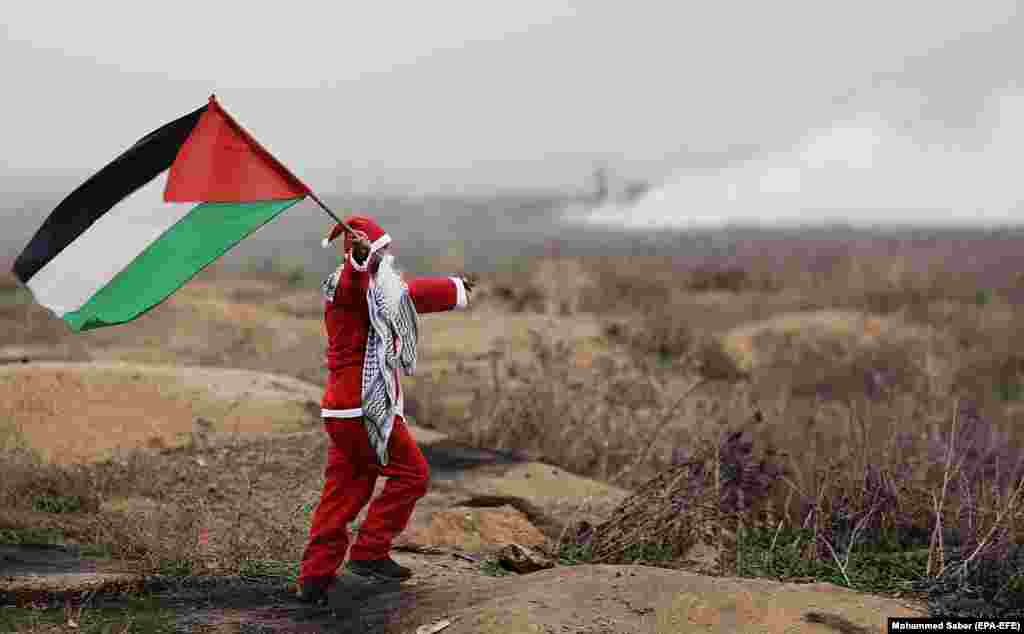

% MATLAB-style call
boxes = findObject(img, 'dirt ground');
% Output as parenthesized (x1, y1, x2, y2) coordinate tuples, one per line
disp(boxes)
(0, 366, 923, 633)
(0, 268, 939, 632)
(2, 544, 925, 634)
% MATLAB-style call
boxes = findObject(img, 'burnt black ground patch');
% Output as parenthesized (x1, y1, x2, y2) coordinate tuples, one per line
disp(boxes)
(0, 543, 93, 576)
(421, 440, 528, 479)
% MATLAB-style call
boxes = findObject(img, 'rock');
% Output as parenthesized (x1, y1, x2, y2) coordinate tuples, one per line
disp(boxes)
(682, 541, 720, 573)
(496, 543, 555, 574)
(443, 565, 925, 634)
(466, 462, 629, 503)
(0, 572, 145, 605)
(402, 506, 546, 553)
(453, 495, 562, 540)
(0, 346, 79, 365)
(416, 619, 452, 634)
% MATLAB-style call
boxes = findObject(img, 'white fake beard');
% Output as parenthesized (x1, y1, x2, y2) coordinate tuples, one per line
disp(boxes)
(373, 253, 407, 315)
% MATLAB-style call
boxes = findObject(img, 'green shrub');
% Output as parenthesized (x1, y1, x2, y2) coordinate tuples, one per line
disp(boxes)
(617, 541, 675, 564)
(31, 493, 83, 514)
(736, 526, 928, 595)
(997, 381, 1024, 402)
(480, 558, 514, 577)
(557, 541, 594, 566)
(286, 265, 307, 287)
(0, 595, 175, 634)
(238, 558, 299, 581)
(0, 526, 64, 545)
(157, 558, 194, 577)
(80, 542, 114, 559)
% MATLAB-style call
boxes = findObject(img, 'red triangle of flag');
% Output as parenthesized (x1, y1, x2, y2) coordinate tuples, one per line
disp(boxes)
(164, 96, 310, 203)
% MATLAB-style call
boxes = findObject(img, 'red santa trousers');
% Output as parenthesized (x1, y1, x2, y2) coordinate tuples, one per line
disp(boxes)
(298, 415, 428, 587)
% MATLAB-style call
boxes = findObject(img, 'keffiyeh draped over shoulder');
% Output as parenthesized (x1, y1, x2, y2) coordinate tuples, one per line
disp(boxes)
(320, 268, 341, 302)
(361, 256, 419, 466)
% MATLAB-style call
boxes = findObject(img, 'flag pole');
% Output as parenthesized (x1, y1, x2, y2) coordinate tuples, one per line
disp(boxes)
(307, 191, 360, 239)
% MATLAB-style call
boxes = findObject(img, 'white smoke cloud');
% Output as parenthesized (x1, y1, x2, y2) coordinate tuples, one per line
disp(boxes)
(583, 91, 1024, 229)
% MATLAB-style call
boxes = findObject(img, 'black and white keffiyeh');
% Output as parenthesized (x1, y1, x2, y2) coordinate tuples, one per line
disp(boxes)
(320, 269, 340, 302)
(321, 255, 419, 465)
(361, 255, 419, 466)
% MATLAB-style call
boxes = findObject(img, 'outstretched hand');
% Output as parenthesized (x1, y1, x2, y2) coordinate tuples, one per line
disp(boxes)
(461, 273, 478, 294)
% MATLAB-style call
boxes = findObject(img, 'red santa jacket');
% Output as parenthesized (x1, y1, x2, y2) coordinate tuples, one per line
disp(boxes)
(320, 253, 468, 419)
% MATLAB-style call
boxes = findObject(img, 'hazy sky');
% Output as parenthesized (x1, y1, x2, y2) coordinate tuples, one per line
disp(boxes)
(2, 1, 1020, 196)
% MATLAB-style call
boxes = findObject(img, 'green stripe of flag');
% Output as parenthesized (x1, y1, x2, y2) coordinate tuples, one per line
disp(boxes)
(64, 198, 302, 332)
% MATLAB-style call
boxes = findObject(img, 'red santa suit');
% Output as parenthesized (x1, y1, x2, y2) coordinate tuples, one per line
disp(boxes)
(298, 215, 468, 590)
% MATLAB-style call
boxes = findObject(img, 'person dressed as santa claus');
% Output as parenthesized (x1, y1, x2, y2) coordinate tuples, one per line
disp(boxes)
(297, 214, 474, 603)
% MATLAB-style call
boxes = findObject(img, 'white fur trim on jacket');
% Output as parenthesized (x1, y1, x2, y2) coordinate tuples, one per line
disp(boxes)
(451, 277, 469, 309)
(321, 407, 363, 418)
(350, 252, 370, 271)
(321, 400, 405, 421)
(346, 234, 392, 272)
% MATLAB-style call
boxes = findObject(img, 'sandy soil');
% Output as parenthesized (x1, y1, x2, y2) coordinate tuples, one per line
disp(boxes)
(0, 362, 323, 463)
(0, 361, 925, 633)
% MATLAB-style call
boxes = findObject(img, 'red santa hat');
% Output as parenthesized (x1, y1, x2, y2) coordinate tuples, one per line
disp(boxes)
(321, 214, 392, 256)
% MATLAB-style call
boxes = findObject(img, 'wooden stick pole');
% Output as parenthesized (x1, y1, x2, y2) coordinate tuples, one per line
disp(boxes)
(308, 192, 359, 239)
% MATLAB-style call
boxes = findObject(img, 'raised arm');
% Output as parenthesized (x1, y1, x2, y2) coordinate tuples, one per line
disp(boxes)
(407, 276, 469, 314)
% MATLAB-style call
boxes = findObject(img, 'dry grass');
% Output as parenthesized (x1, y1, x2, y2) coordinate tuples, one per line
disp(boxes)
(0, 428, 324, 578)
(4, 243, 1024, 613)
(438, 251, 1024, 608)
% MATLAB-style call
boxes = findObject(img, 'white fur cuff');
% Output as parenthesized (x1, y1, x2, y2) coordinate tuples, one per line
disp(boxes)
(451, 277, 469, 309)
(351, 252, 370, 271)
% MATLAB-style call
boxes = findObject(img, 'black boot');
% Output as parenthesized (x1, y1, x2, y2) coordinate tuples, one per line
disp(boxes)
(295, 576, 335, 605)
(346, 557, 413, 581)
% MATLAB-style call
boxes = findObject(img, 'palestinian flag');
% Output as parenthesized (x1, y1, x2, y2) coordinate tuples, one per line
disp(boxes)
(12, 95, 311, 332)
